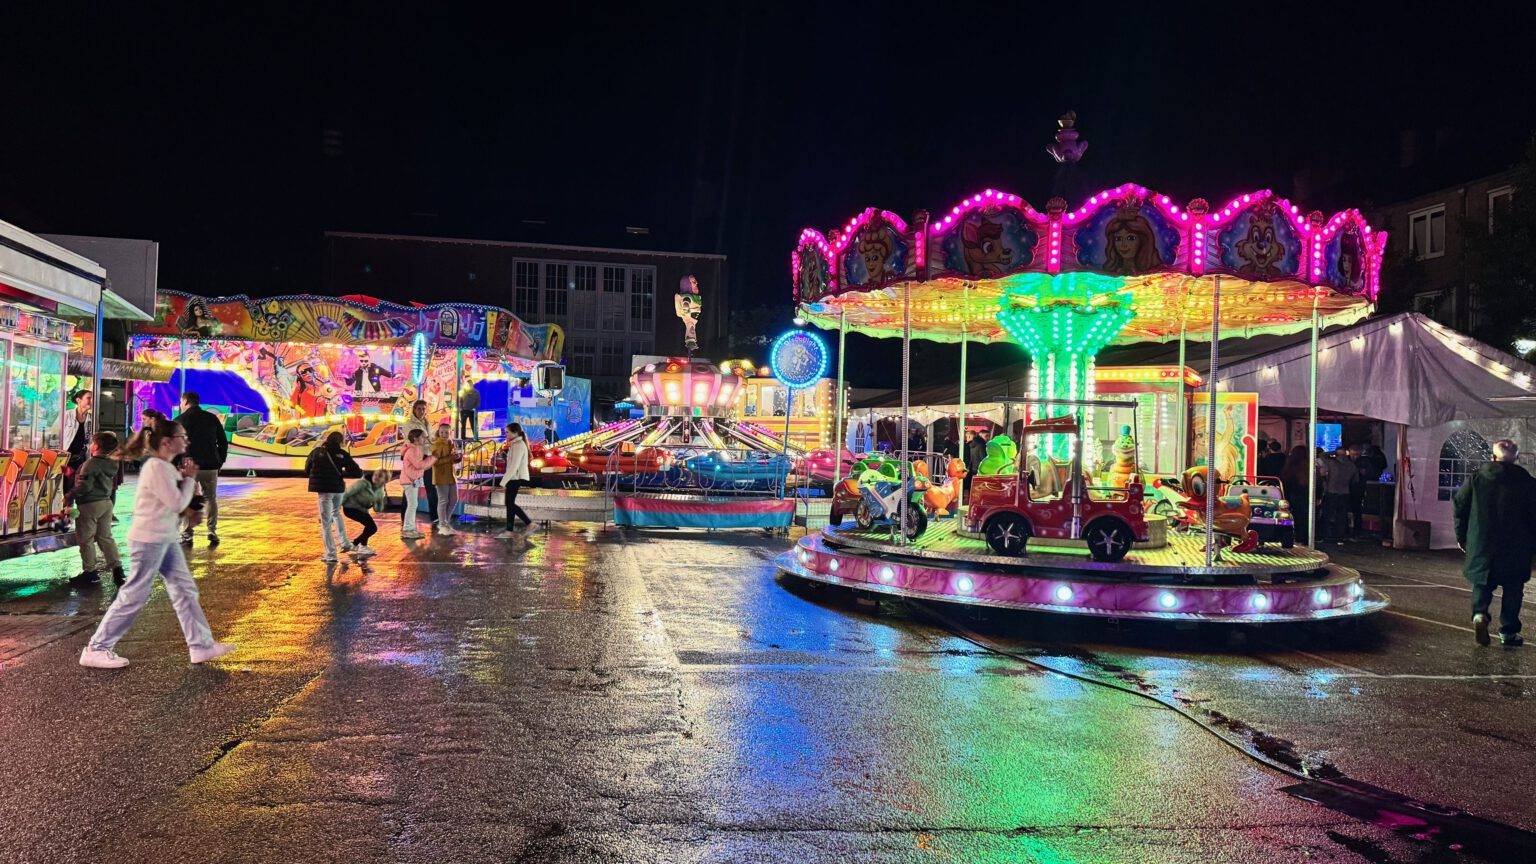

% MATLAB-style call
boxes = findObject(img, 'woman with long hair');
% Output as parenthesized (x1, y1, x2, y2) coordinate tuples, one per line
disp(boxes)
(1101, 209, 1163, 275)
(429, 422, 462, 536)
(79, 418, 234, 669)
(496, 422, 534, 538)
(401, 399, 440, 527)
(398, 427, 436, 540)
(305, 430, 364, 561)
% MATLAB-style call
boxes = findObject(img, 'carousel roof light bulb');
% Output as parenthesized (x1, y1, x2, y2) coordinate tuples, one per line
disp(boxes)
(1158, 591, 1179, 610)
(1313, 588, 1332, 606)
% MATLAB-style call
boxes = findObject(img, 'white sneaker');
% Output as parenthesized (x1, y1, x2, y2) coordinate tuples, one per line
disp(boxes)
(495, 530, 517, 539)
(353, 545, 377, 558)
(401, 531, 423, 540)
(321, 553, 339, 562)
(437, 526, 457, 536)
(340, 544, 355, 553)
(80, 647, 130, 669)
(190, 642, 235, 664)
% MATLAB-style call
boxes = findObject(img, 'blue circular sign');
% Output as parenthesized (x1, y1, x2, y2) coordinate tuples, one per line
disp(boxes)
(769, 329, 829, 390)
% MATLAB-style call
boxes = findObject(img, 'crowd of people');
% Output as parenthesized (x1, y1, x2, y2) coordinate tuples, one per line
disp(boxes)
(70, 391, 538, 670)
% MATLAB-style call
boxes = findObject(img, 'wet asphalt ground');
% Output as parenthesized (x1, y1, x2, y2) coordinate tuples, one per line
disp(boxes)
(1, 478, 1532, 863)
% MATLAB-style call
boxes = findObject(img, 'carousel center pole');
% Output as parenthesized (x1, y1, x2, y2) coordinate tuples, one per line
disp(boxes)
(1307, 293, 1320, 548)
(958, 282, 969, 509)
(1205, 276, 1221, 567)
(833, 309, 847, 494)
(1176, 320, 1188, 472)
(898, 276, 911, 545)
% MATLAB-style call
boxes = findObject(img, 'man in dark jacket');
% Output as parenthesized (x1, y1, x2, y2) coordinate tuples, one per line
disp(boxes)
(1453, 439, 1536, 647)
(176, 391, 230, 546)
(964, 430, 988, 489)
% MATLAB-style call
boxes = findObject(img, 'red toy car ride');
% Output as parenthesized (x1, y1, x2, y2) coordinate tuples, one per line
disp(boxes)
(963, 414, 1149, 562)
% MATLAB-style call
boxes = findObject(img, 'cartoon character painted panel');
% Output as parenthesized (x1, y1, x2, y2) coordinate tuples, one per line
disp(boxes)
(840, 220, 909, 288)
(1072, 198, 1180, 275)
(933, 208, 1038, 278)
(1325, 225, 1368, 295)
(1189, 393, 1259, 482)
(795, 245, 831, 302)
(1218, 201, 1302, 279)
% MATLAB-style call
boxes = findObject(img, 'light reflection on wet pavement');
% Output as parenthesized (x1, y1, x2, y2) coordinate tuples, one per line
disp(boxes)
(0, 478, 1523, 862)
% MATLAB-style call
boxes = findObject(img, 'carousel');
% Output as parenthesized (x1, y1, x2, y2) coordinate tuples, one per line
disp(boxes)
(775, 117, 1390, 623)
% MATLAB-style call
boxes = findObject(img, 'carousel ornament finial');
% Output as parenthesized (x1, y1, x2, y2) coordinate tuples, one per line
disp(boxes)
(1045, 197, 1068, 217)
(1187, 198, 1210, 216)
(1046, 111, 1088, 165)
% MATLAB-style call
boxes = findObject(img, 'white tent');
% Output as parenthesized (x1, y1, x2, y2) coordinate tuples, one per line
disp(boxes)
(1214, 312, 1536, 548)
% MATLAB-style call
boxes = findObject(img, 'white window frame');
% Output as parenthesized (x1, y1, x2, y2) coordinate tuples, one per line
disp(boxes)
(1408, 205, 1446, 260)
(1488, 185, 1515, 233)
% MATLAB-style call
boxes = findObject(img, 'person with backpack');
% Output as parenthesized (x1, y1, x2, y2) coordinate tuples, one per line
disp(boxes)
(305, 431, 364, 562)
(71, 431, 125, 586)
(79, 417, 234, 669)
(175, 392, 229, 546)
(341, 469, 390, 557)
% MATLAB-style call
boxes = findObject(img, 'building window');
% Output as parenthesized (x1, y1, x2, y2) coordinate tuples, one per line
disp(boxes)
(603, 266, 626, 293)
(572, 291, 597, 330)
(600, 339, 625, 376)
(514, 260, 540, 317)
(1408, 205, 1445, 260)
(575, 265, 596, 291)
(630, 269, 655, 330)
(544, 263, 569, 318)
(601, 292, 625, 331)
(570, 338, 596, 377)
(516, 285, 540, 318)
(515, 261, 540, 289)
(1489, 186, 1515, 233)
(1439, 429, 1491, 501)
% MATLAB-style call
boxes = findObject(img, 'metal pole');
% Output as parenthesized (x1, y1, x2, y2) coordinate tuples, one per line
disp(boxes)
(178, 337, 186, 405)
(1176, 321, 1187, 472)
(1307, 294, 1320, 548)
(1205, 276, 1221, 567)
(833, 310, 847, 493)
(91, 295, 104, 435)
(958, 282, 969, 509)
(454, 348, 464, 439)
(783, 385, 793, 457)
(898, 277, 911, 544)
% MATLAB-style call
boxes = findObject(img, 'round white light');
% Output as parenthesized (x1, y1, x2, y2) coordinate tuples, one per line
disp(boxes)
(1251, 593, 1269, 610)
(1348, 582, 1364, 599)
(1157, 591, 1179, 610)
(1313, 588, 1332, 606)
(1053, 585, 1074, 603)
(878, 566, 894, 583)
(955, 576, 974, 594)
(827, 558, 839, 572)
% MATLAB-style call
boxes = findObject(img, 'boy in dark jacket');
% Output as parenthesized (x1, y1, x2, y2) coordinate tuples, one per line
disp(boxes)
(1454, 439, 1536, 647)
(73, 432, 125, 585)
(176, 392, 229, 546)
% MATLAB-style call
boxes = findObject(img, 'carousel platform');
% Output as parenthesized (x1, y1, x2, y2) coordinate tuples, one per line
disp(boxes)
(776, 521, 1388, 623)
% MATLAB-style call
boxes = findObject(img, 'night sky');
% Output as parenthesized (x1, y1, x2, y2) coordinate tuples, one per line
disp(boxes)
(5, 3, 1535, 382)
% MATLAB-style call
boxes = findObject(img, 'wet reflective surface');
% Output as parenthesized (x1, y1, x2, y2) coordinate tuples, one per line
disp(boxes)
(0, 478, 1529, 862)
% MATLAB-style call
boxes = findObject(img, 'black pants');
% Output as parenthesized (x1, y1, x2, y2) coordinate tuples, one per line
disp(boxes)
(343, 507, 377, 546)
(504, 480, 531, 528)
(1472, 580, 1525, 636)
(458, 409, 477, 439)
(424, 482, 439, 524)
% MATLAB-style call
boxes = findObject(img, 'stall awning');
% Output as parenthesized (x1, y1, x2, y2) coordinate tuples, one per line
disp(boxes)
(0, 219, 106, 315)
(1214, 312, 1536, 427)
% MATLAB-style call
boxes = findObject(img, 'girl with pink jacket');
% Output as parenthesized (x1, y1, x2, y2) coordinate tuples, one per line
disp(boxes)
(398, 428, 437, 539)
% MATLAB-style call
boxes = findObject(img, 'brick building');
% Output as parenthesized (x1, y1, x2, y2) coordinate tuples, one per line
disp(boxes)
(1369, 167, 1518, 333)
(322, 232, 727, 405)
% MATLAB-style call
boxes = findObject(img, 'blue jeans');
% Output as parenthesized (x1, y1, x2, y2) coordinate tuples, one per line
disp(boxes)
(317, 492, 347, 555)
(87, 540, 214, 653)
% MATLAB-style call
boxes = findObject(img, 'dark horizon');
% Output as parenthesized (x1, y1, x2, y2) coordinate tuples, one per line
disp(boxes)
(5, 3, 1535, 378)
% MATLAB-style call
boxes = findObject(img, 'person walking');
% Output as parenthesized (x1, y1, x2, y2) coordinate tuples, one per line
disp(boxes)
(429, 422, 462, 535)
(342, 469, 390, 557)
(496, 422, 534, 538)
(176, 392, 229, 546)
(79, 417, 234, 669)
(304, 431, 364, 562)
(71, 431, 125, 586)
(1321, 446, 1356, 541)
(398, 428, 436, 540)
(457, 383, 480, 440)
(401, 400, 439, 527)
(1453, 439, 1535, 647)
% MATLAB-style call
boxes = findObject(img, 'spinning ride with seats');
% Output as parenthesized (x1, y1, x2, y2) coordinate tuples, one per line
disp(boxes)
(776, 120, 1390, 622)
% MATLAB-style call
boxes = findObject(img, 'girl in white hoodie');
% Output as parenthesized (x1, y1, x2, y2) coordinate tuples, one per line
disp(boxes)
(80, 417, 234, 669)
(496, 422, 533, 538)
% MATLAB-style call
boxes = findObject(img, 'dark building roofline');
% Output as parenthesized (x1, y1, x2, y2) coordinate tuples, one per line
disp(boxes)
(325, 231, 727, 262)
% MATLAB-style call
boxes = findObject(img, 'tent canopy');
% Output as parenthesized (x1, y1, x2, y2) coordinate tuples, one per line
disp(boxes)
(1214, 312, 1536, 427)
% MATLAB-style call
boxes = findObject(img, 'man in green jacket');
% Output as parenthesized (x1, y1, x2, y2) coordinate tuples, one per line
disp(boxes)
(1453, 439, 1535, 647)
